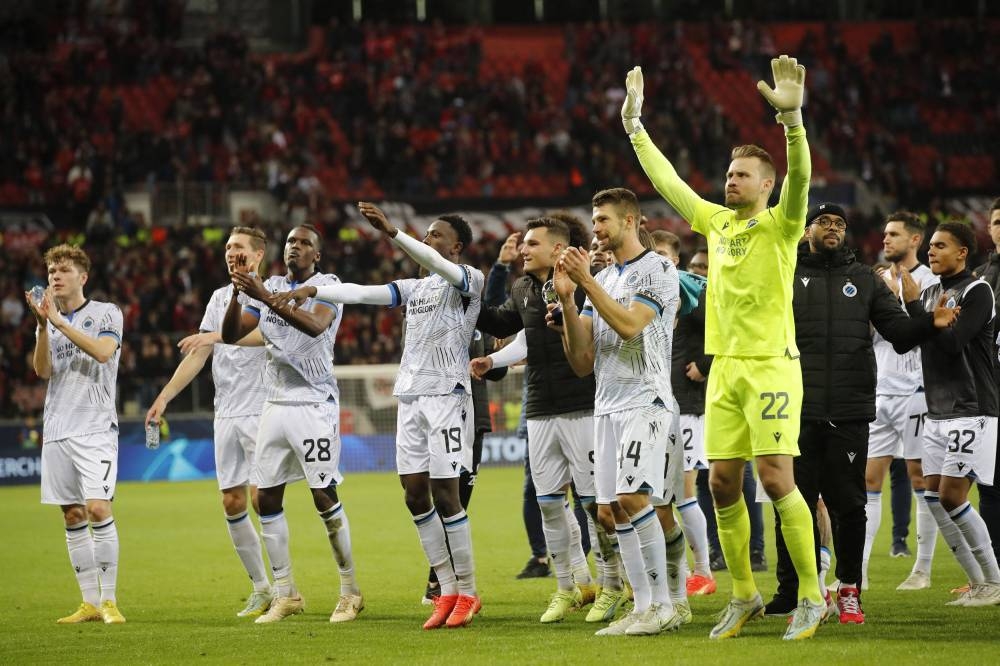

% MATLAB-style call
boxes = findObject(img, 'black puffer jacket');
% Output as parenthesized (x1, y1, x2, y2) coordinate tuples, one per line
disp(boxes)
(477, 270, 595, 419)
(793, 244, 936, 422)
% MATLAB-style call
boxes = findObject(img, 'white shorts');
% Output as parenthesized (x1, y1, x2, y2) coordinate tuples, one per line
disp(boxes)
(41, 429, 119, 505)
(680, 413, 707, 472)
(527, 410, 595, 497)
(594, 402, 671, 505)
(215, 414, 261, 490)
(396, 393, 473, 478)
(869, 392, 928, 460)
(652, 407, 685, 506)
(922, 416, 998, 486)
(256, 402, 343, 489)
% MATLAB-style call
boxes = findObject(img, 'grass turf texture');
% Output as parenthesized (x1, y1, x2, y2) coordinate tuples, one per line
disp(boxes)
(4, 465, 999, 665)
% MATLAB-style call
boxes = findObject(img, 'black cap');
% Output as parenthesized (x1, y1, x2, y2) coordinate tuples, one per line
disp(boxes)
(806, 202, 847, 226)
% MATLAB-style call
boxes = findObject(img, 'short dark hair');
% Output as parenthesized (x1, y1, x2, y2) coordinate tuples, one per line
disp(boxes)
(650, 230, 680, 254)
(936, 221, 977, 255)
(526, 217, 571, 245)
(437, 214, 472, 250)
(231, 226, 267, 251)
(592, 188, 641, 220)
(693, 246, 709, 256)
(885, 210, 926, 237)
(991, 198, 1000, 214)
(546, 210, 591, 249)
(294, 223, 323, 245)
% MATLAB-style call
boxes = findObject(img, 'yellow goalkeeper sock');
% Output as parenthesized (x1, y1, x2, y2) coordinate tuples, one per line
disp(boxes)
(715, 499, 757, 601)
(774, 488, 823, 604)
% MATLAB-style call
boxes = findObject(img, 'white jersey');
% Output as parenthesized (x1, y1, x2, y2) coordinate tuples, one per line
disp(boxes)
(583, 250, 679, 417)
(873, 264, 939, 395)
(42, 300, 122, 443)
(390, 265, 484, 397)
(199, 285, 266, 418)
(247, 273, 343, 404)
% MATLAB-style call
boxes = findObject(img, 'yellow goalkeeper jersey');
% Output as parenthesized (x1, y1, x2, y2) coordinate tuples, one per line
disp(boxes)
(630, 125, 811, 358)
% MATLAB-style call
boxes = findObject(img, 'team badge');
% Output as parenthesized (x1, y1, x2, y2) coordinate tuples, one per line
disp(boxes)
(746, 219, 758, 229)
(842, 283, 857, 298)
(626, 271, 639, 287)
(946, 296, 957, 308)
(82, 317, 94, 329)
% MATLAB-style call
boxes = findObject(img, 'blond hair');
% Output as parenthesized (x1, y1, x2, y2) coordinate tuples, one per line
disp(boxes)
(731, 144, 776, 180)
(43, 244, 91, 273)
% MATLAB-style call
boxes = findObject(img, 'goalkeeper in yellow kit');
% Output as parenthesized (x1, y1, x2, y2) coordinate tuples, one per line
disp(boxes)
(624, 56, 824, 640)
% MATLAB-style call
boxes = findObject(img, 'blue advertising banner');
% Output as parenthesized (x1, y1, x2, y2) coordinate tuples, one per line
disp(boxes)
(0, 420, 525, 487)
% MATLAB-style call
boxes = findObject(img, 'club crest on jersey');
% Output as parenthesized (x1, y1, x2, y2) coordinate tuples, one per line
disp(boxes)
(82, 317, 95, 329)
(626, 271, 639, 287)
(842, 282, 858, 298)
(946, 295, 957, 308)
(746, 219, 758, 230)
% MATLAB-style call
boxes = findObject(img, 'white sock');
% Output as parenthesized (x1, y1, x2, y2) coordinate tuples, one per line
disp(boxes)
(632, 506, 670, 609)
(819, 546, 831, 597)
(925, 492, 984, 585)
(443, 511, 476, 596)
(862, 491, 881, 586)
(226, 511, 270, 592)
(663, 525, 687, 604)
(582, 501, 606, 588)
(319, 503, 359, 595)
(65, 520, 100, 607)
(538, 496, 573, 591)
(615, 521, 649, 612)
(949, 502, 1000, 584)
(260, 511, 297, 597)
(90, 517, 119, 604)
(564, 500, 592, 585)
(676, 496, 710, 577)
(914, 489, 938, 574)
(413, 508, 457, 595)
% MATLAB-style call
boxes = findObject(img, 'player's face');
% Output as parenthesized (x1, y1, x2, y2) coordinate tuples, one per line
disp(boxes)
(809, 214, 847, 252)
(47, 261, 87, 299)
(225, 233, 264, 275)
(927, 230, 967, 277)
(724, 157, 770, 209)
(284, 227, 320, 272)
(990, 209, 1000, 250)
(882, 221, 919, 264)
(653, 242, 679, 266)
(592, 203, 632, 254)
(589, 237, 611, 271)
(521, 227, 561, 273)
(688, 251, 708, 277)
(423, 220, 460, 259)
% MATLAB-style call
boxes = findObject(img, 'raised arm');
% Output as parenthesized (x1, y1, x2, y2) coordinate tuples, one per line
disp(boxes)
(757, 55, 811, 233)
(270, 282, 394, 310)
(358, 201, 467, 289)
(26, 291, 52, 379)
(554, 257, 595, 377)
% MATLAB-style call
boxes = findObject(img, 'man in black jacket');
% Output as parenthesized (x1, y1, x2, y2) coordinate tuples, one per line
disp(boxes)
(901, 220, 1000, 606)
(765, 203, 958, 624)
(474, 216, 626, 625)
(973, 197, 1000, 559)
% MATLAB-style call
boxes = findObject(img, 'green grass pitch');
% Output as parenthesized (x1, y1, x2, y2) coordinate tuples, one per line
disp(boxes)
(4, 465, 1000, 664)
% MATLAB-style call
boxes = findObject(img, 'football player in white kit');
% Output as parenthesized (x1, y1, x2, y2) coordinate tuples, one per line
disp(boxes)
(273, 202, 485, 630)
(556, 187, 682, 636)
(864, 211, 939, 591)
(145, 226, 273, 618)
(27, 244, 126, 624)
(222, 224, 363, 624)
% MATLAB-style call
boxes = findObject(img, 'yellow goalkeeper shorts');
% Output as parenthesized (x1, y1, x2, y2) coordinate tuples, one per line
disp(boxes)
(704, 355, 802, 460)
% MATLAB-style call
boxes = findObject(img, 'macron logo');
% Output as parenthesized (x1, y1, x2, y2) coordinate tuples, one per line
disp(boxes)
(800, 277, 810, 287)
(847, 452, 856, 463)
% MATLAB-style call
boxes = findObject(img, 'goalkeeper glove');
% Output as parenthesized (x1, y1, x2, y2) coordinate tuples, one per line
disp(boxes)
(756, 54, 806, 127)
(621, 66, 644, 135)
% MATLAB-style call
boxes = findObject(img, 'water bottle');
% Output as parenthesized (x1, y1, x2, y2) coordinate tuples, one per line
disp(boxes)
(145, 422, 160, 450)
(29, 285, 45, 306)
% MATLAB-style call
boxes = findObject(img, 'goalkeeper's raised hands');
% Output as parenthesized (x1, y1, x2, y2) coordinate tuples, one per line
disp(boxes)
(621, 66, 645, 135)
(756, 54, 806, 127)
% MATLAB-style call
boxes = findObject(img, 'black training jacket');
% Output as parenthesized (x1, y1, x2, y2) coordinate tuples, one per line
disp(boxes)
(793, 244, 936, 422)
(477, 269, 595, 420)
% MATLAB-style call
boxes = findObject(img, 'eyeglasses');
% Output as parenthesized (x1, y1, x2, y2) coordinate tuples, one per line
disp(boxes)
(812, 217, 847, 230)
